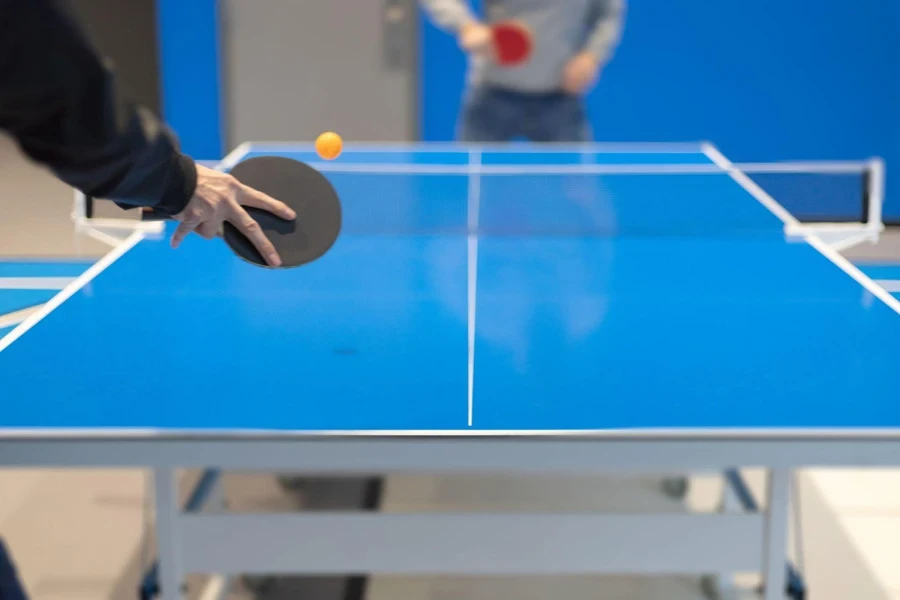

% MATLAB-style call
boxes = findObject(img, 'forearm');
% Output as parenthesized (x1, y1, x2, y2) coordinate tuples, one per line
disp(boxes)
(583, 0, 625, 65)
(0, 0, 196, 216)
(418, 0, 478, 32)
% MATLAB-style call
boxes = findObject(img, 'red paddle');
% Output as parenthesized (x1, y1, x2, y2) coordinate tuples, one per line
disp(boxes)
(491, 20, 533, 66)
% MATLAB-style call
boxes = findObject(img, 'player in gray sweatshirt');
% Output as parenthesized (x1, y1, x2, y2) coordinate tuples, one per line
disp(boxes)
(419, 0, 625, 142)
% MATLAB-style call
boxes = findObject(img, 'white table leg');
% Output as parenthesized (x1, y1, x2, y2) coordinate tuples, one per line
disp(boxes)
(155, 467, 184, 600)
(763, 469, 791, 600)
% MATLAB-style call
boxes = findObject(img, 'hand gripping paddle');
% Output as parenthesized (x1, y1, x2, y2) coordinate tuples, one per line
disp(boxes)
(143, 156, 342, 269)
(491, 20, 533, 67)
(222, 156, 342, 268)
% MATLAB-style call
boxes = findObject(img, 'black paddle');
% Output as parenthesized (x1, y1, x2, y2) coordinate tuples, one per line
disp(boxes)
(143, 156, 342, 268)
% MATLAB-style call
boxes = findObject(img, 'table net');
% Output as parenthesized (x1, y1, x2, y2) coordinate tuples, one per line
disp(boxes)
(315, 164, 877, 239)
(74, 149, 882, 247)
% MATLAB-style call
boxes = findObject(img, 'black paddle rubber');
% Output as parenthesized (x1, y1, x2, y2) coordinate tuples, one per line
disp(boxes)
(223, 156, 342, 268)
(141, 156, 342, 269)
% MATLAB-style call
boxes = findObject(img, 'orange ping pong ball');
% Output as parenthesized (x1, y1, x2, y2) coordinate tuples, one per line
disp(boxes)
(315, 132, 343, 160)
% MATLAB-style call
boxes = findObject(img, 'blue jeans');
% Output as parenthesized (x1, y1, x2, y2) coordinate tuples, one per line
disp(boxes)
(458, 86, 592, 143)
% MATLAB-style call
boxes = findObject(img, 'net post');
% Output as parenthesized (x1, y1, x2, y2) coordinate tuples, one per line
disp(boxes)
(865, 157, 885, 236)
(71, 190, 164, 245)
(72, 190, 88, 226)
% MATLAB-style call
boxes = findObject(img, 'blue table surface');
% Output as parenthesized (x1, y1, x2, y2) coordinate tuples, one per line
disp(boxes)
(2, 148, 899, 434)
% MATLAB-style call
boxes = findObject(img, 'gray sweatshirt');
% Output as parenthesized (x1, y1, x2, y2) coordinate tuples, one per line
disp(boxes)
(419, 0, 625, 93)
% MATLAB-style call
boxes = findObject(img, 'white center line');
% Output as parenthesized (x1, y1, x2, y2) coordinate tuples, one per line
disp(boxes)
(467, 150, 481, 427)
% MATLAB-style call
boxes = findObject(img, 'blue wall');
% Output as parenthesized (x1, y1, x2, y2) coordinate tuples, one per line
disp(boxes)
(156, 0, 223, 160)
(157, 1, 898, 219)
(420, 0, 900, 220)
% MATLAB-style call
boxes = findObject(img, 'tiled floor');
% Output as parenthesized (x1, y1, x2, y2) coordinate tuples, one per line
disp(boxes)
(0, 470, 149, 600)
(839, 516, 900, 596)
(809, 470, 900, 600)
(832, 239, 900, 600)
(843, 231, 900, 263)
(0, 135, 109, 259)
(1, 467, 890, 600)
(804, 229, 900, 592)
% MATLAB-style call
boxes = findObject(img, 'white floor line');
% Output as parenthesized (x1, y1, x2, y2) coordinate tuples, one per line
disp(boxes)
(874, 280, 900, 293)
(0, 277, 76, 290)
(828, 231, 880, 253)
(0, 231, 144, 353)
(0, 305, 42, 329)
(197, 575, 229, 600)
(701, 143, 900, 318)
(467, 149, 482, 428)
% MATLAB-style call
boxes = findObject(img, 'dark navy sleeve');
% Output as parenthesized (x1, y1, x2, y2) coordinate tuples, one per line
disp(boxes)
(0, 0, 196, 216)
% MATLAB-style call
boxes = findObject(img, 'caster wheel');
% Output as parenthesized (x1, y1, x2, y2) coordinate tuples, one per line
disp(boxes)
(277, 475, 310, 494)
(243, 575, 276, 597)
(661, 476, 689, 500)
(699, 574, 721, 599)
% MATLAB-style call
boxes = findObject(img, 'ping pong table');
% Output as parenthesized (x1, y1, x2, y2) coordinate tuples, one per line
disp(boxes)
(1, 141, 899, 600)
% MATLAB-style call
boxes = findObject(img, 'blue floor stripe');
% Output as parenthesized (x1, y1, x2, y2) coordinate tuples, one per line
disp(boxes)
(854, 263, 900, 297)
(855, 263, 900, 281)
(0, 261, 92, 278)
(0, 326, 13, 338)
(0, 290, 55, 315)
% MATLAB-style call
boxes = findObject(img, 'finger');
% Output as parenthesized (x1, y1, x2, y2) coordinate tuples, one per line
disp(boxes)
(472, 33, 491, 51)
(196, 221, 219, 240)
(231, 206, 283, 267)
(171, 220, 199, 249)
(573, 73, 589, 93)
(239, 185, 297, 220)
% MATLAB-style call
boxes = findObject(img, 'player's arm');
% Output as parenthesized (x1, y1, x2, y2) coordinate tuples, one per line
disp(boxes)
(0, 0, 295, 266)
(583, 0, 626, 66)
(0, 0, 195, 217)
(418, 0, 479, 32)
(562, 0, 625, 94)
(418, 0, 491, 52)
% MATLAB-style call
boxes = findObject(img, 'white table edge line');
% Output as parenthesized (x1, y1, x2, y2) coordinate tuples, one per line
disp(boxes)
(5, 427, 900, 440)
(700, 144, 900, 318)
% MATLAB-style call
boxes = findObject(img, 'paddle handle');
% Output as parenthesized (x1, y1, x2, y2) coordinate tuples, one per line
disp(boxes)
(140, 208, 173, 222)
